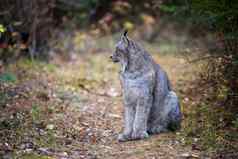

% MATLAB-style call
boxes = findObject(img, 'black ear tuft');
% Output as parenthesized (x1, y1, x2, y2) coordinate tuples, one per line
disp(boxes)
(123, 30, 128, 37)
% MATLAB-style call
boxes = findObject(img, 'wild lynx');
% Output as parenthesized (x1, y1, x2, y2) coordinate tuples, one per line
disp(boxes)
(110, 31, 181, 141)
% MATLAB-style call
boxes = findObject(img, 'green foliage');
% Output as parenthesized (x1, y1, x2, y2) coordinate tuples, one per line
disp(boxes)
(0, 112, 24, 130)
(20, 153, 53, 159)
(0, 24, 6, 33)
(232, 115, 238, 129)
(188, 0, 238, 110)
(191, 0, 238, 34)
(0, 92, 7, 107)
(159, 4, 177, 13)
(79, 0, 98, 10)
(30, 104, 41, 122)
(57, 0, 110, 27)
(17, 59, 56, 73)
(189, 0, 238, 69)
(0, 72, 17, 83)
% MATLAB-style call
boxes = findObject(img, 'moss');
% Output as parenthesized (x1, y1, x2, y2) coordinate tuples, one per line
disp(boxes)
(0, 72, 17, 83)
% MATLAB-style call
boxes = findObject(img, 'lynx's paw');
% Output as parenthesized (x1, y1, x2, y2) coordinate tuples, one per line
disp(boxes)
(132, 131, 149, 140)
(118, 133, 131, 142)
(148, 126, 168, 134)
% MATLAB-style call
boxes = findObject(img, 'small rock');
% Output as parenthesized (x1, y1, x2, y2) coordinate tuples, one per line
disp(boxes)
(19, 142, 34, 150)
(38, 147, 49, 155)
(191, 153, 200, 158)
(108, 113, 121, 118)
(39, 129, 47, 136)
(107, 87, 119, 97)
(46, 124, 54, 130)
(184, 97, 189, 102)
(3, 143, 12, 151)
(59, 151, 68, 157)
(193, 138, 198, 142)
(181, 153, 190, 158)
(23, 148, 33, 153)
(181, 152, 199, 158)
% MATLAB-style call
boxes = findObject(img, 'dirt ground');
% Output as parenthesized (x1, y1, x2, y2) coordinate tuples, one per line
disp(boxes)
(0, 52, 209, 159)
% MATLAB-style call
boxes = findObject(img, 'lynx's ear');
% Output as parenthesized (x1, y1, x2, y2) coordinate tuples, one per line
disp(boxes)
(123, 30, 128, 37)
(121, 30, 130, 47)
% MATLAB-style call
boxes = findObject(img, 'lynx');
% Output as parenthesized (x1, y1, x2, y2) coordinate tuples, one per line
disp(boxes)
(110, 31, 182, 142)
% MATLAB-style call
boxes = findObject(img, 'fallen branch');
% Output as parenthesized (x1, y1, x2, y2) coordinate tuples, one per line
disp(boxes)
(188, 55, 224, 63)
(78, 83, 112, 97)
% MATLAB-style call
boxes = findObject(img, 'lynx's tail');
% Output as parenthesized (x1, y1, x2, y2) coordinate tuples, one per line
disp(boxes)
(166, 91, 182, 131)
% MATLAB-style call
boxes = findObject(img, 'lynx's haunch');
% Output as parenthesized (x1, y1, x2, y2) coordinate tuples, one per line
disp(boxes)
(111, 31, 182, 142)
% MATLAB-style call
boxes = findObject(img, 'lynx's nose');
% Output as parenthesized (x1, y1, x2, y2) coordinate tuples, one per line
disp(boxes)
(110, 55, 119, 63)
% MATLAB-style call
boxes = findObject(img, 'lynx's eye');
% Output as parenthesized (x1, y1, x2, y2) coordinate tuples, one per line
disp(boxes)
(115, 49, 121, 56)
(116, 48, 124, 55)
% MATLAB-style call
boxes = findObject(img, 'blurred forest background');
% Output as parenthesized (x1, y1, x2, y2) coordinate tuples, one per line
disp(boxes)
(0, 0, 237, 159)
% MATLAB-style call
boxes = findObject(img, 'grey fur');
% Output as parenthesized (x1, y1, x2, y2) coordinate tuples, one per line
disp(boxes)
(111, 32, 181, 142)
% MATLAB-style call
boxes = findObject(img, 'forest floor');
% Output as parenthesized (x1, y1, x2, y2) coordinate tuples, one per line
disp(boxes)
(1, 51, 215, 159)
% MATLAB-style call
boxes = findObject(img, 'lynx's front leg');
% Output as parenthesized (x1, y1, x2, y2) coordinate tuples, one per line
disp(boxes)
(132, 93, 152, 140)
(118, 106, 135, 142)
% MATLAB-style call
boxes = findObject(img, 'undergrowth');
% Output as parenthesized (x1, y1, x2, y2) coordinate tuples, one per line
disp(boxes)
(179, 72, 238, 157)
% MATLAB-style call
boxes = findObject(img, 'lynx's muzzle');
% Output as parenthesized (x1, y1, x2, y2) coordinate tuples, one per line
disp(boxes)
(110, 55, 119, 63)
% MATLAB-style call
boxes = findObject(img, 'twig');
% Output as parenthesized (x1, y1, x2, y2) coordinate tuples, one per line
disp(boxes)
(188, 55, 222, 63)
(78, 83, 112, 97)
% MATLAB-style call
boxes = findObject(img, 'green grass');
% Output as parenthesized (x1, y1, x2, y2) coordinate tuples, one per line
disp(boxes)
(0, 92, 8, 107)
(15, 59, 56, 73)
(19, 153, 53, 159)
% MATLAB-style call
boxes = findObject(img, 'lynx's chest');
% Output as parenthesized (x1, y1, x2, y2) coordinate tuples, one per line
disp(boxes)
(120, 71, 155, 102)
